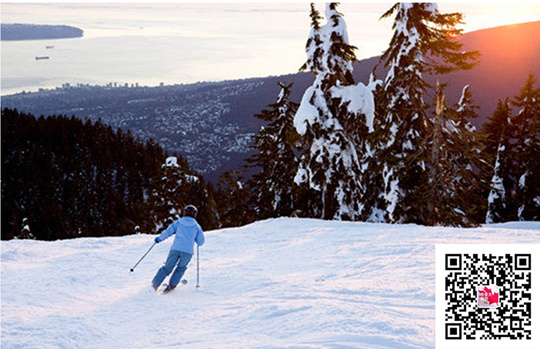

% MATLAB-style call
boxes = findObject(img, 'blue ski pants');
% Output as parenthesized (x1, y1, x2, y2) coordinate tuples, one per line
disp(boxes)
(152, 250, 193, 289)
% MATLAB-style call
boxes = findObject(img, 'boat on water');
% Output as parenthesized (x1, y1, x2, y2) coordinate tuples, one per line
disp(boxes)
(46, 45, 55, 49)
(35, 56, 50, 60)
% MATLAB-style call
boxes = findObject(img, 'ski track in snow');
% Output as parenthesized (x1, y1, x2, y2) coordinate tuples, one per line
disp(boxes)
(2, 218, 539, 348)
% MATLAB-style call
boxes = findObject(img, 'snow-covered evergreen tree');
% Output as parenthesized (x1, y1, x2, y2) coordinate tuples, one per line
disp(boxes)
(483, 75, 540, 222)
(147, 156, 211, 233)
(446, 85, 488, 224)
(246, 82, 300, 219)
(486, 142, 507, 224)
(20, 217, 34, 239)
(483, 99, 513, 222)
(147, 155, 220, 231)
(300, 3, 324, 75)
(376, 3, 478, 224)
(294, 3, 375, 220)
(423, 83, 486, 226)
(511, 73, 540, 220)
(148, 157, 184, 233)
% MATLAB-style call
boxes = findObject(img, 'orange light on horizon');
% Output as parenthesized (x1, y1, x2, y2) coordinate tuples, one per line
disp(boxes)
(439, 3, 540, 33)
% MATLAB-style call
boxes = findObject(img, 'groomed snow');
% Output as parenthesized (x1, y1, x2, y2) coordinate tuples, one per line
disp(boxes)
(2, 218, 540, 348)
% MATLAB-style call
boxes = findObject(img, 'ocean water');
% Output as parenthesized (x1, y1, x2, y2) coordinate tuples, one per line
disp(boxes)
(0, 3, 394, 95)
(2, 3, 539, 96)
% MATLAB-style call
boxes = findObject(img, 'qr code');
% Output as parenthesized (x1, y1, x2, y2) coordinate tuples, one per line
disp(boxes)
(445, 253, 531, 339)
(436, 244, 539, 349)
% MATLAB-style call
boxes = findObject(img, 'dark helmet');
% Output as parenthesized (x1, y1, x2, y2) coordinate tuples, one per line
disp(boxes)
(183, 204, 198, 218)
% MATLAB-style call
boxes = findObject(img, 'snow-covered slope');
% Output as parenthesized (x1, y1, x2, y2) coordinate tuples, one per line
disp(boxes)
(2, 218, 539, 348)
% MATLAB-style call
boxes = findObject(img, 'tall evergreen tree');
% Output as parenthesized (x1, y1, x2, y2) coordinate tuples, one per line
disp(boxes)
(511, 73, 540, 220)
(422, 83, 486, 226)
(376, 3, 479, 224)
(216, 169, 254, 228)
(483, 99, 513, 222)
(446, 85, 488, 224)
(147, 156, 219, 233)
(246, 82, 300, 219)
(147, 156, 186, 234)
(294, 3, 375, 220)
(483, 75, 540, 222)
(486, 142, 508, 224)
(483, 99, 512, 157)
(300, 3, 324, 74)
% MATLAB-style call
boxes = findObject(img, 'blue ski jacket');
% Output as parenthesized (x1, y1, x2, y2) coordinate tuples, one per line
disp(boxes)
(156, 217, 205, 255)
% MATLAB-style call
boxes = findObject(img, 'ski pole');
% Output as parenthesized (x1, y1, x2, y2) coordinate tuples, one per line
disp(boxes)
(196, 245, 200, 288)
(130, 242, 157, 272)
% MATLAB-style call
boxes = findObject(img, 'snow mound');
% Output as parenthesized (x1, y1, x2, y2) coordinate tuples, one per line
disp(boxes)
(2, 218, 539, 348)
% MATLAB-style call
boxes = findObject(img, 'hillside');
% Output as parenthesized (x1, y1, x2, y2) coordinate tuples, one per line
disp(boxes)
(1, 79, 294, 181)
(2, 21, 539, 181)
(2, 218, 539, 348)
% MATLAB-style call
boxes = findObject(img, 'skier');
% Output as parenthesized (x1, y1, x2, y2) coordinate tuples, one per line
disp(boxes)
(152, 204, 205, 293)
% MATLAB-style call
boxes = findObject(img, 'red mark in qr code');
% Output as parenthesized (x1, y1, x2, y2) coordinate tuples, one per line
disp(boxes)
(478, 286, 499, 308)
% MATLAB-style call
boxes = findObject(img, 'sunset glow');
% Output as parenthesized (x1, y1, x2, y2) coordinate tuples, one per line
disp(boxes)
(439, 2, 540, 32)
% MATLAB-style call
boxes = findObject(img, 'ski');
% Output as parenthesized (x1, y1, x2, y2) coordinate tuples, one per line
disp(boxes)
(162, 284, 174, 294)
(157, 279, 188, 294)
(155, 283, 169, 294)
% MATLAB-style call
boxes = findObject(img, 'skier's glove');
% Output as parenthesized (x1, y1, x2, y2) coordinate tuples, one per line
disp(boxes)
(154, 237, 161, 243)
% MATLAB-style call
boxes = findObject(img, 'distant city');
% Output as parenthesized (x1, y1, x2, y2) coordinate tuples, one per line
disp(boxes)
(60, 81, 165, 90)
(18, 81, 168, 95)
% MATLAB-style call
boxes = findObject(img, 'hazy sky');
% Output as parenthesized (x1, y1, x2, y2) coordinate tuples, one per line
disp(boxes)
(4, 2, 540, 55)
(2, 2, 540, 93)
